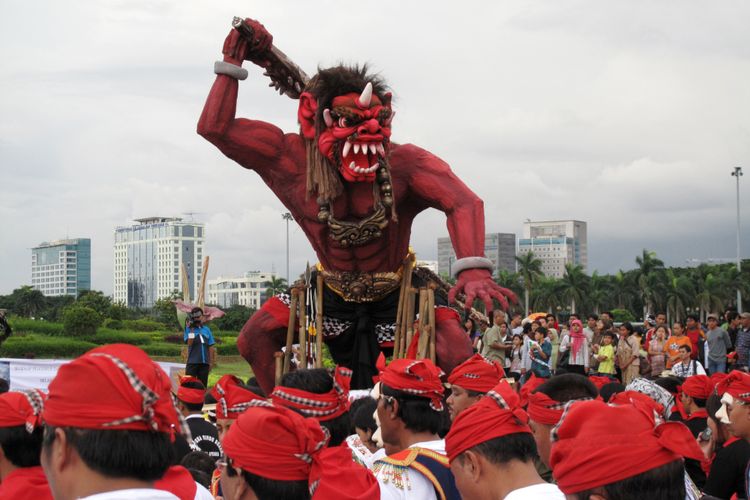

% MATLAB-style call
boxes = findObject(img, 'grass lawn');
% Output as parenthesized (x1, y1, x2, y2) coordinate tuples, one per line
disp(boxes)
(152, 355, 253, 388)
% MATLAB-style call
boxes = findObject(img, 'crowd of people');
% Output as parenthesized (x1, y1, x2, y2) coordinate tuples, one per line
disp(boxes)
(1, 310, 750, 499)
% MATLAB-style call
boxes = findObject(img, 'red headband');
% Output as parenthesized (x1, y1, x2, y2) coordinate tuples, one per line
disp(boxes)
(177, 376, 206, 405)
(447, 354, 505, 393)
(608, 390, 664, 417)
(588, 376, 613, 391)
(223, 403, 379, 499)
(271, 366, 352, 422)
(210, 374, 265, 420)
(0, 390, 46, 432)
(43, 345, 188, 437)
(380, 359, 445, 411)
(518, 373, 546, 408)
(526, 391, 591, 426)
(716, 371, 750, 402)
(445, 381, 531, 461)
(681, 375, 713, 400)
(550, 400, 704, 494)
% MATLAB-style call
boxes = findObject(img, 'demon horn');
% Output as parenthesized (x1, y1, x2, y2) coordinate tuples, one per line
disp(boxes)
(357, 82, 373, 108)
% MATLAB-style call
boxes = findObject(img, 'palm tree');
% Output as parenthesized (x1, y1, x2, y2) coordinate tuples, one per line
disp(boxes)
(635, 249, 666, 318)
(495, 270, 523, 311)
(263, 276, 288, 300)
(610, 270, 637, 310)
(586, 271, 611, 315)
(531, 277, 564, 313)
(13, 285, 46, 317)
(515, 252, 544, 316)
(695, 273, 728, 322)
(719, 265, 750, 310)
(664, 269, 694, 324)
(559, 264, 590, 314)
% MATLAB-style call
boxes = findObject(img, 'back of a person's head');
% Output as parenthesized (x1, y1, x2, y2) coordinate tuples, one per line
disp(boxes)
(0, 426, 43, 468)
(179, 379, 207, 412)
(536, 373, 598, 403)
(180, 450, 215, 478)
(570, 460, 685, 500)
(351, 397, 377, 433)
(599, 382, 626, 403)
(279, 368, 351, 446)
(466, 433, 538, 467)
(381, 384, 445, 435)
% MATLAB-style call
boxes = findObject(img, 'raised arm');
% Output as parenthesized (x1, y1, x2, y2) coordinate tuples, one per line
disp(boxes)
(197, 19, 287, 174)
(403, 145, 517, 312)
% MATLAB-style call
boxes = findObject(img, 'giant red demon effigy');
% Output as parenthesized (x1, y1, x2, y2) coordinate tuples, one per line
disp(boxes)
(198, 18, 516, 393)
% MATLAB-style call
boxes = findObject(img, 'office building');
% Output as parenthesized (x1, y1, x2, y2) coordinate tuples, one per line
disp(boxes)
(114, 217, 205, 308)
(207, 271, 274, 310)
(31, 239, 91, 297)
(517, 220, 588, 278)
(437, 233, 516, 277)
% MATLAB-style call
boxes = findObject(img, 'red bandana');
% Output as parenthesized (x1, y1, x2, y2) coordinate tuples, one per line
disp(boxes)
(271, 366, 352, 422)
(681, 375, 713, 400)
(0, 390, 46, 433)
(526, 391, 593, 426)
(447, 354, 506, 393)
(223, 403, 379, 499)
(588, 376, 613, 391)
(550, 400, 704, 494)
(380, 358, 445, 411)
(716, 371, 750, 402)
(445, 381, 531, 461)
(210, 374, 265, 420)
(154, 466, 197, 500)
(176, 376, 206, 405)
(519, 373, 546, 408)
(43, 344, 188, 437)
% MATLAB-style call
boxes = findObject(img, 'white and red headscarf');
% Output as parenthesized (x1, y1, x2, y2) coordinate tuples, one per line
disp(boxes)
(447, 354, 505, 393)
(210, 374, 265, 420)
(569, 319, 586, 360)
(0, 389, 46, 432)
(271, 366, 352, 421)
(379, 358, 445, 411)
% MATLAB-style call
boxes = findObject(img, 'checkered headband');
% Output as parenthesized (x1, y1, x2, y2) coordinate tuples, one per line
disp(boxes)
(271, 366, 352, 421)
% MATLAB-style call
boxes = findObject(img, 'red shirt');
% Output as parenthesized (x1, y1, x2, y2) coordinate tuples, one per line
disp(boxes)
(686, 328, 703, 359)
(0, 466, 53, 500)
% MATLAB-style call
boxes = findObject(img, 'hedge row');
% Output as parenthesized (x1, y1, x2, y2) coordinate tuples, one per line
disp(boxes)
(0, 335, 97, 358)
(81, 329, 152, 346)
(8, 318, 64, 336)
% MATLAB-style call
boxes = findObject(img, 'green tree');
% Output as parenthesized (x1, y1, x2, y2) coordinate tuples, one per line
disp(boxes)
(664, 269, 694, 324)
(695, 273, 727, 322)
(531, 277, 564, 313)
(586, 271, 611, 315)
(635, 249, 666, 319)
(152, 294, 181, 329)
(559, 264, 590, 314)
(495, 270, 523, 313)
(62, 306, 103, 337)
(11, 286, 46, 317)
(263, 276, 288, 299)
(76, 290, 113, 317)
(516, 252, 544, 316)
(211, 304, 255, 331)
(610, 270, 637, 311)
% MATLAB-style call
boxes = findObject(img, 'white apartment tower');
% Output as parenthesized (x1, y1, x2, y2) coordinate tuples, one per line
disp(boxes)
(31, 238, 91, 297)
(114, 217, 205, 308)
(517, 220, 587, 278)
(206, 271, 274, 310)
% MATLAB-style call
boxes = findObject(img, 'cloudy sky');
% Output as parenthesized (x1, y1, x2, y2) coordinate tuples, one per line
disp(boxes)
(1, 1, 749, 295)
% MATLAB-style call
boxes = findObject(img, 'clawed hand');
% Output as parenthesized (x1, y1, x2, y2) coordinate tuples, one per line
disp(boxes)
(448, 268, 518, 313)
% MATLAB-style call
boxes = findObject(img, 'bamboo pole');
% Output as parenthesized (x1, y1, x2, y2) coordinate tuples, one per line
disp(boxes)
(393, 264, 408, 359)
(404, 288, 417, 355)
(283, 289, 298, 374)
(197, 256, 209, 308)
(181, 263, 191, 302)
(274, 352, 284, 386)
(398, 258, 415, 358)
(298, 287, 308, 368)
(417, 288, 430, 359)
(315, 273, 324, 368)
(428, 287, 436, 363)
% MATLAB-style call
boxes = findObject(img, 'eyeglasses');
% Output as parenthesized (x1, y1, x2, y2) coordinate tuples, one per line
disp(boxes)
(378, 394, 396, 406)
(215, 456, 234, 470)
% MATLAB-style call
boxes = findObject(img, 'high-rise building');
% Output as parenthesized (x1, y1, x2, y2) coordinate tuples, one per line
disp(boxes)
(207, 271, 274, 310)
(31, 239, 91, 297)
(437, 233, 516, 277)
(113, 217, 205, 308)
(517, 220, 587, 278)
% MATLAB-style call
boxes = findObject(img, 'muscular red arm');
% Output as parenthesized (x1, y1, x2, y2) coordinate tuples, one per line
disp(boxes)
(402, 144, 517, 311)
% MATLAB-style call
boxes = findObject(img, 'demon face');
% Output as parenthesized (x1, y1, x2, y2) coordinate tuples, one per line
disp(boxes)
(299, 83, 393, 183)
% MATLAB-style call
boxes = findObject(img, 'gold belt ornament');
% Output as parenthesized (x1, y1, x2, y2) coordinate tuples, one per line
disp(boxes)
(321, 269, 402, 302)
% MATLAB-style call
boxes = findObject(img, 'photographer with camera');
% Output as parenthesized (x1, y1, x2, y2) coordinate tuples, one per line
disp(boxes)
(184, 307, 216, 387)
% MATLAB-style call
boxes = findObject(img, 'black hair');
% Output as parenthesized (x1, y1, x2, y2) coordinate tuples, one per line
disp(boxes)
(587, 314, 599, 321)
(536, 326, 548, 338)
(181, 450, 215, 478)
(619, 322, 634, 335)
(728, 311, 739, 322)
(690, 397, 707, 409)
(188, 468, 210, 488)
(654, 376, 683, 395)
(686, 314, 699, 322)
(42, 426, 174, 481)
(246, 377, 266, 398)
(178, 379, 206, 412)
(599, 382, 626, 403)
(673, 320, 684, 328)
(679, 344, 692, 353)
(655, 312, 666, 318)
(536, 374, 598, 403)
(522, 322, 532, 335)
(280, 368, 351, 446)
(466, 432, 538, 465)
(572, 459, 685, 500)
(226, 464, 309, 500)
(381, 384, 445, 435)
(351, 397, 377, 433)
(601, 330, 615, 338)
(601, 311, 613, 318)
(0, 425, 43, 467)
(0, 378, 8, 394)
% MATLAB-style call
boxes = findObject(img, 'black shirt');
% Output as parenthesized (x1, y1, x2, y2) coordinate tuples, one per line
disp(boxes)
(186, 414, 223, 459)
(704, 438, 750, 499)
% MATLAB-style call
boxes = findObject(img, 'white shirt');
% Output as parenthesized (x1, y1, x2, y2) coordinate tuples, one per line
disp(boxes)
(505, 483, 565, 500)
(671, 359, 706, 377)
(81, 489, 178, 500)
(372, 439, 447, 500)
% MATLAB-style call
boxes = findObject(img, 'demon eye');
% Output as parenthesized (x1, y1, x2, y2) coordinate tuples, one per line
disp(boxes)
(338, 117, 349, 128)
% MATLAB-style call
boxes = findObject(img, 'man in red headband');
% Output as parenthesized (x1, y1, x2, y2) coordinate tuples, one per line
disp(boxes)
(550, 399, 705, 499)
(372, 358, 460, 499)
(272, 366, 352, 446)
(526, 374, 597, 468)
(176, 376, 222, 459)
(40, 344, 189, 499)
(716, 370, 750, 498)
(681, 374, 713, 437)
(446, 354, 505, 420)
(0, 389, 52, 499)
(219, 402, 379, 499)
(446, 380, 564, 499)
(210, 374, 265, 442)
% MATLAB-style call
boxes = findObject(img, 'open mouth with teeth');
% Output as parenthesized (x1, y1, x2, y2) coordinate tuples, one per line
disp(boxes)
(340, 139, 387, 177)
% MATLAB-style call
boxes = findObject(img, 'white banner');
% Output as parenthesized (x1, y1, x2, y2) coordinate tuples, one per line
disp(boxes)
(0, 358, 185, 392)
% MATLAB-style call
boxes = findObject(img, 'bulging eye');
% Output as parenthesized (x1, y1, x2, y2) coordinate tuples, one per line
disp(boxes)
(338, 117, 349, 128)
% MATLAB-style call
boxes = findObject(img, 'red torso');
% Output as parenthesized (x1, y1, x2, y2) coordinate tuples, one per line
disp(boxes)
(0, 466, 53, 500)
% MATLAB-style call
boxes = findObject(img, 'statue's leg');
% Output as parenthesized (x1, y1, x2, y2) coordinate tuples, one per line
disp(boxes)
(237, 296, 290, 395)
(434, 306, 473, 376)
